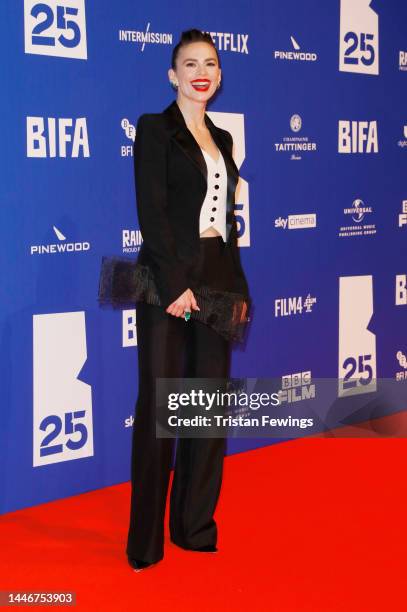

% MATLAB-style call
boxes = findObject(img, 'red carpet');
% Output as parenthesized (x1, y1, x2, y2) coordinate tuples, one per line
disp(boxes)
(1, 437, 406, 611)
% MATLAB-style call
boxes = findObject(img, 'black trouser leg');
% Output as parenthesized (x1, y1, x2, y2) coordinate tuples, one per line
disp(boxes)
(126, 301, 187, 563)
(169, 319, 231, 549)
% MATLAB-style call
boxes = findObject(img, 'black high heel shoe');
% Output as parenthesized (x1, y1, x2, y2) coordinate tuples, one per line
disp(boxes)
(171, 538, 219, 553)
(190, 544, 218, 553)
(127, 556, 157, 572)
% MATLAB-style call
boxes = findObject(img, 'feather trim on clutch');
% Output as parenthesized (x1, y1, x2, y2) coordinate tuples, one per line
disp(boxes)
(98, 255, 252, 343)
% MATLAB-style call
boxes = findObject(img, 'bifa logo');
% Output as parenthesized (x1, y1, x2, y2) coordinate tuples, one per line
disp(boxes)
(399, 51, 407, 71)
(274, 294, 317, 317)
(279, 371, 316, 404)
(33, 312, 93, 466)
(398, 201, 407, 228)
(27, 117, 90, 158)
(122, 229, 142, 253)
(395, 275, 407, 306)
(338, 275, 376, 397)
(123, 309, 138, 347)
(339, 0, 379, 75)
(30, 225, 90, 255)
(24, 0, 87, 60)
(338, 120, 378, 153)
(121, 118, 136, 157)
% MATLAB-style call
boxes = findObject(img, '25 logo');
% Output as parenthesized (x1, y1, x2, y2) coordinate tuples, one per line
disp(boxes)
(339, 0, 379, 76)
(338, 276, 377, 397)
(343, 32, 375, 67)
(234, 203, 245, 239)
(40, 410, 88, 456)
(342, 354, 374, 389)
(24, 0, 87, 60)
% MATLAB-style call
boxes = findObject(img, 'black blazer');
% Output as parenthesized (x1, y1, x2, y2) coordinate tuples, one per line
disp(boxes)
(133, 99, 250, 310)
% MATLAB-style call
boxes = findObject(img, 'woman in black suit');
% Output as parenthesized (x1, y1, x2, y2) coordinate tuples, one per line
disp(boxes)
(125, 29, 251, 571)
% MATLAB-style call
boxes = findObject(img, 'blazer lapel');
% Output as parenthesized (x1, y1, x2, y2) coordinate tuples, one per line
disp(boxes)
(162, 100, 239, 243)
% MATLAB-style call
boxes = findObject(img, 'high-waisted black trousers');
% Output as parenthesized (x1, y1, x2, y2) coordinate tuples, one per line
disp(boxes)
(126, 236, 233, 563)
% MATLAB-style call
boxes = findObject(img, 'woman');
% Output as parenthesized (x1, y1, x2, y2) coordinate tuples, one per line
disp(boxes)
(125, 29, 251, 571)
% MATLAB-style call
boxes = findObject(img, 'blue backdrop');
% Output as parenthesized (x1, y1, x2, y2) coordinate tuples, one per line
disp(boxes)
(1, 0, 406, 513)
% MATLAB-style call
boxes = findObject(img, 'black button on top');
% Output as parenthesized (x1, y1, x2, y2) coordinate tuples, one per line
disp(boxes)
(210, 217, 215, 222)
(214, 185, 219, 190)
(215, 173, 220, 178)
(213, 195, 218, 201)
(212, 207, 217, 211)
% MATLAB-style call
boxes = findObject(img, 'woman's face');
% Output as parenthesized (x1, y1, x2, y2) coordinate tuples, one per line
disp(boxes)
(169, 42, 221, 102)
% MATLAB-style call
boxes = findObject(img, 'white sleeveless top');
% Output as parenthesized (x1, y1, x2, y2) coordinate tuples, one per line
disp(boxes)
(199, 147, 227, 242)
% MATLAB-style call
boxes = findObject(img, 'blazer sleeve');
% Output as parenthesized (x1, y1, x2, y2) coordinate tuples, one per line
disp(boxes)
(224, 131, 251, 299)
(133, 114, 190, 308)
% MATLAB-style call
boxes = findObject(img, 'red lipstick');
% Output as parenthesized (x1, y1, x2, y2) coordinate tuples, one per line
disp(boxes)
(191, 79, 211, 91)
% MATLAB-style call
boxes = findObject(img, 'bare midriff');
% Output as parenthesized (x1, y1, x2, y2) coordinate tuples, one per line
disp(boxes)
(200, 227, 222, 238)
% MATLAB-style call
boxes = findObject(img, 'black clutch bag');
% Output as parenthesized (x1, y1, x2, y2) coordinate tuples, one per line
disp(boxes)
(97, 255, 252, 343)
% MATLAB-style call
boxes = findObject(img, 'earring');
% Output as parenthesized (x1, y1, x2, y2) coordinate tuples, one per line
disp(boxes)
(170, 81, 178, 90)
(217, 81, 221, 89)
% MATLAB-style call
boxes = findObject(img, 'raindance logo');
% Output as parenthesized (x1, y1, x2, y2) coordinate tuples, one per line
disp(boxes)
(339, 199, 376, 237)
(399, 51, 407, 71)
(30, 226, 90, 255)
(122, 229, 142, 253)
(121, 118, 135, 157)
(274, 115, 317, 161)
(274, 36, 317, 62)
(397, 126, 407, 148)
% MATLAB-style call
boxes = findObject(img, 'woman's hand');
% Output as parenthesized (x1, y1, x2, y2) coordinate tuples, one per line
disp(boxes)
(233, 301, 249, 324)
(166, 288, 200, 318)
(240, 301, 248, 323)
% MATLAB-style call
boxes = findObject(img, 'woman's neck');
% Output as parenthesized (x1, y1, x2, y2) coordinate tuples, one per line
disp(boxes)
(176, 98, 207, 131)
